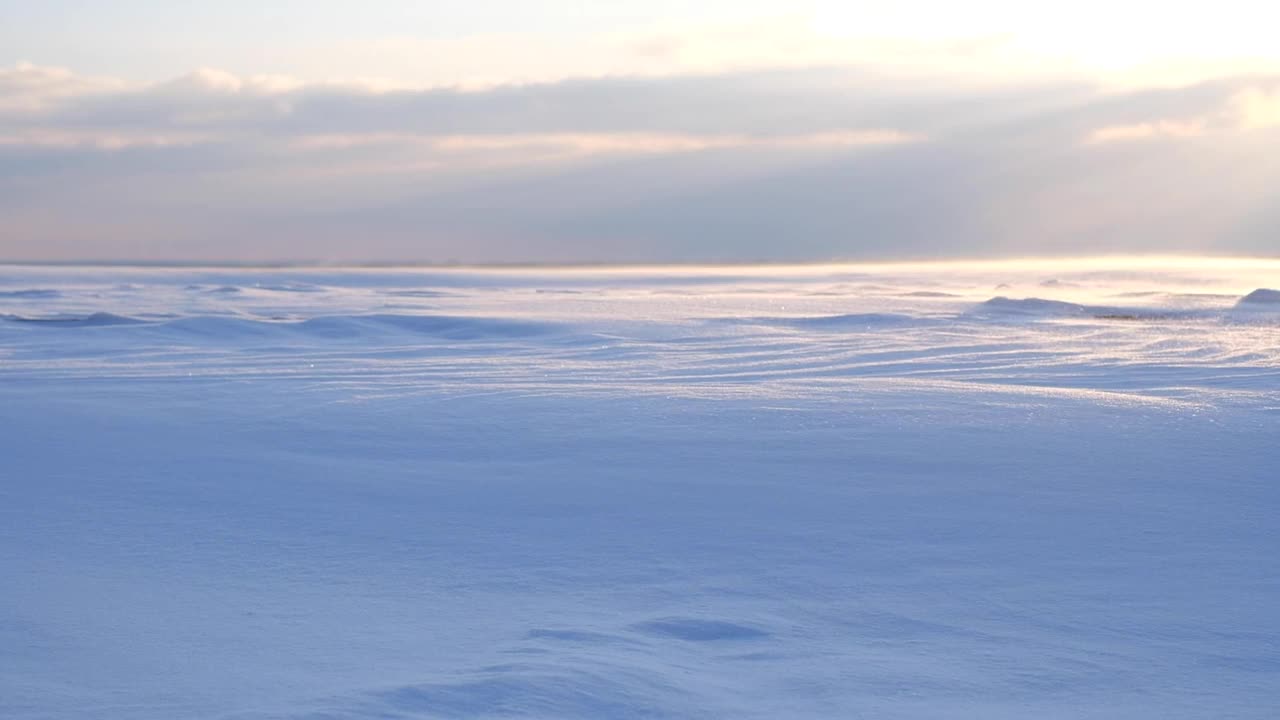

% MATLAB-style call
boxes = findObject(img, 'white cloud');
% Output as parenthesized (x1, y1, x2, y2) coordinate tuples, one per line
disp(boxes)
(2, 64, 946, 148)
(0, 128, 212, 150)
(289, 130, 917, 155)
(0, 62, 131, 112)
(1083, 81, 1280, 143)
(156, 68, 305, 96)
(1086, 120, 1206, 144)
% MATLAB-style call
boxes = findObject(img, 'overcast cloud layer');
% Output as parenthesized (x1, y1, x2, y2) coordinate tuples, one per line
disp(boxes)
(2, 57, 1279, 262)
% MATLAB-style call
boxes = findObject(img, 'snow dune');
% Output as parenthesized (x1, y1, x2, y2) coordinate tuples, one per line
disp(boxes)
(1, 259, 1278, 719)
(969, 295, 1097, 317)
(1238, 287, 1280, 306)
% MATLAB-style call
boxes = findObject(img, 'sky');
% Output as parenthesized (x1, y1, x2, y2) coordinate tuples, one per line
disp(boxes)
(2, 1, 1279, 263)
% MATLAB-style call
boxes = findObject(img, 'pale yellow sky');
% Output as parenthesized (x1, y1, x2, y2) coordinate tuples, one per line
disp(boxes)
(812, 0, 1279, 86)
(4, 1, 1278, 88)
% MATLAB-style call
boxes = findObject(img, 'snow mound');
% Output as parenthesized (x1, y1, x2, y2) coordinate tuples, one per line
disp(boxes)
(969, 296, 1094, 318)
(964, 296, 1185, 322)
(1237, 288, 1280, 306)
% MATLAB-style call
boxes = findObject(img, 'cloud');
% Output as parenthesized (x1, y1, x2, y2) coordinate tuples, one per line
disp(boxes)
(1, 62, 1278, 262)
(0, 62, 129, 112)
(8, 63, 1276, 147)
(0, 128, 214, 150)
(3, 65, 977, 138)
(1082, 81, 1280, 143)
(1086, 120, 1206, 143)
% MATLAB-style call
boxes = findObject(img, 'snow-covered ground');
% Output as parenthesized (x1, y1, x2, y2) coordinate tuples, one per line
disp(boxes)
(2, 258, 1277, 719)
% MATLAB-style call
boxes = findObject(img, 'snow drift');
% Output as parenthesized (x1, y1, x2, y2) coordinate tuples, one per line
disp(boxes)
(2, 258, 1278, 720)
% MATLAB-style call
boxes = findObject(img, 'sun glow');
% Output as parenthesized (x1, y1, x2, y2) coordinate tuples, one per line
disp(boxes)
(810, 0, 1280, 85)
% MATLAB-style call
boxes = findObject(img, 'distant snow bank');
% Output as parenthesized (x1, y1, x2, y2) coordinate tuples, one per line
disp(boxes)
(970, 296, 1095, 317)
(969, 290, 1280, 323)
(1237, 288, 1280, 306)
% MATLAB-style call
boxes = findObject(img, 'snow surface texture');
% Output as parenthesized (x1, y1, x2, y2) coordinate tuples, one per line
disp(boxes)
(1, 258, 1278, 720)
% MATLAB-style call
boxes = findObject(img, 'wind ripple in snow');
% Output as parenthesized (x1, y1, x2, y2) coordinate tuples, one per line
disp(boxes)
(630, 618, 771, 642)
(286, 663, 690, 720)
(2, 265, 1278, 408)
(3, 311, 149, 327)
(3, 312, 561, 340)
(0, 289, 63, 299)
(717, 313, 925, 330)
